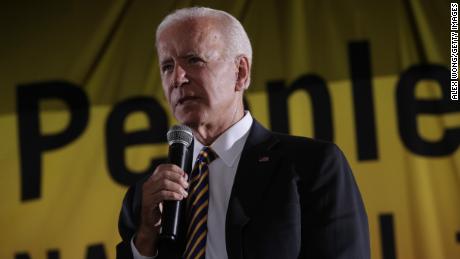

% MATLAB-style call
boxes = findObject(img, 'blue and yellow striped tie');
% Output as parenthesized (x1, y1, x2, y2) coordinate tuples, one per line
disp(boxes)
(183, 146, 217, 259)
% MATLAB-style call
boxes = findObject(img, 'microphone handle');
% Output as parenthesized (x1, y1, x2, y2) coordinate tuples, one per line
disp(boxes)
(160, 142, 189, 241)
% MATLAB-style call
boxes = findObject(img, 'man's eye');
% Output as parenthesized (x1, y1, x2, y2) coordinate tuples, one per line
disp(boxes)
(189, 57, 204, 64)
(162, 64, 173, 73)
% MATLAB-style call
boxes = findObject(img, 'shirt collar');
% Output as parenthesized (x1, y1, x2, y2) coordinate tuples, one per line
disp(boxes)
(193, 111, 253, 167)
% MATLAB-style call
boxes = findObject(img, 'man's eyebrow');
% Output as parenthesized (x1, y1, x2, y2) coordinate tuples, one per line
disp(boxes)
(160, 58, 173, 66)
(180, 52, 200, 59)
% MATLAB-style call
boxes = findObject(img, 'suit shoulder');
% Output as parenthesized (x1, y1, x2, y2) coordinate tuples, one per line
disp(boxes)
(269, 132, 354, 186)
(269, 132, 349, 173)
(271, 132, 340, 155)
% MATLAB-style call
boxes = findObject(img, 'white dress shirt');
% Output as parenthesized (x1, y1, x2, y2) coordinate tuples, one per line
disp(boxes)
(132, 111, 253, 259)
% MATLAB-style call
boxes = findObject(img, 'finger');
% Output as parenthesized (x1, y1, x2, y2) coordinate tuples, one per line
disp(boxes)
(164, 171, 189, 189)
(152, 203, 163, 227)
(150, 165, 188, 187)
(152, 190, 185, 204)
(142, 179, 188, 206)
(152, 164, 184, 178)
(156, 170, 189, 189)
(143, 170, 187, 196)
(158, 202, 163, 213)
(158, 178, 188, 198)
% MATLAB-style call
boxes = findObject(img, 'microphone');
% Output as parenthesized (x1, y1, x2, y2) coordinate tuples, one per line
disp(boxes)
(160, 125, 193, 242)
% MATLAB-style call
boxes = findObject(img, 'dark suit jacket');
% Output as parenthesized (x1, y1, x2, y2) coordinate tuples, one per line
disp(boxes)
(116, 120, 370, 259)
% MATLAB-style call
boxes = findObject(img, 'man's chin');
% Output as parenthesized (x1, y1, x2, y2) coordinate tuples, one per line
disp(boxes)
(175, 111, 203, 129)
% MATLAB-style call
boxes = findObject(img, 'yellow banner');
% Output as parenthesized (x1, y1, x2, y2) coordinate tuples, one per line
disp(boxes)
(0, 1, 458, 259)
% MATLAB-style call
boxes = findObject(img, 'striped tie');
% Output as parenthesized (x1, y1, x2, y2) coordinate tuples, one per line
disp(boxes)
(183, 146, 217, 259)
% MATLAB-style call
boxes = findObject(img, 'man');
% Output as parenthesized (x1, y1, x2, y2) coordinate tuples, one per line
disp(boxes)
(117, 7, 370, 259)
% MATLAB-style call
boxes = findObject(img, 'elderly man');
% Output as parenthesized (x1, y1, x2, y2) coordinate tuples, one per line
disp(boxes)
(116, 7, 370, 259)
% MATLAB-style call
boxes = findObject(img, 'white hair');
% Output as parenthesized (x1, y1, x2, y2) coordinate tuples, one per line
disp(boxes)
(156, 7, 253, 87)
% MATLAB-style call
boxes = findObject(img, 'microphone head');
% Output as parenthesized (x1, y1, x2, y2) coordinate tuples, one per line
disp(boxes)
(167, 125, 193, 147)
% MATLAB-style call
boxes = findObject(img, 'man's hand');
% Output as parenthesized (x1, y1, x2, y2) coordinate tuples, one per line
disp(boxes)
(134, 164, 189, 256)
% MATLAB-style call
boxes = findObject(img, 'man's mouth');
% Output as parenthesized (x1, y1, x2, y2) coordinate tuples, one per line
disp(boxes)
(177, 96, 200, 105)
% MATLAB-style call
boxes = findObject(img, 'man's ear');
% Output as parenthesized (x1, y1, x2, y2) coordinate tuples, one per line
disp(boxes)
(234, 55, 250, 92)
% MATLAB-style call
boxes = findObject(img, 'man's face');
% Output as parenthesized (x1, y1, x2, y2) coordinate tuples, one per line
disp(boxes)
(157, 18, 242, 128)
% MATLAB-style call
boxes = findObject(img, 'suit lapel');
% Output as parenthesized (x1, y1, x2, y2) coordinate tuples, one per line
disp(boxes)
(225, 120, 280, 259)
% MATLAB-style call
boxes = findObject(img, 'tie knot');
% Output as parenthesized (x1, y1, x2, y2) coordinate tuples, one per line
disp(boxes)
(198, 146, 217, 164)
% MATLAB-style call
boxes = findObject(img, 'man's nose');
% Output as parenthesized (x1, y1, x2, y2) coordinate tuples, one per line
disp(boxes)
(172, 64, 189, 87)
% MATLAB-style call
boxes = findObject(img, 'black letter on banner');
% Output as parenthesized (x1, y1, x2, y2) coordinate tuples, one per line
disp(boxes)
(267, 80, 289, 133)
(86, 244, 107, 259)
(348, 41, 378, 160)
(14, 253, 30, 259)
(267, 75, 333, 141)
(106, 97, 168, 186)
(379, 214, 397, 259)
(15, 249, 60, 259)
(397, 65, 460, 156)
(47, 250, 59, 259)
(17, 81, 89, 201)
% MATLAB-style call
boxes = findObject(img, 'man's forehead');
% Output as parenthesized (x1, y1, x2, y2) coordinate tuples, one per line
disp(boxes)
(157, 39, 206, 61)
(160, 16, 224, 41)
(157, 18, 224, 58)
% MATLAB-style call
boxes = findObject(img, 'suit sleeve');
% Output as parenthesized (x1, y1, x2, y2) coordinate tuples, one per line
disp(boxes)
(116, 180, 143, 259)
(298, 143, 370, 259)
(116, 176, 185, 259)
